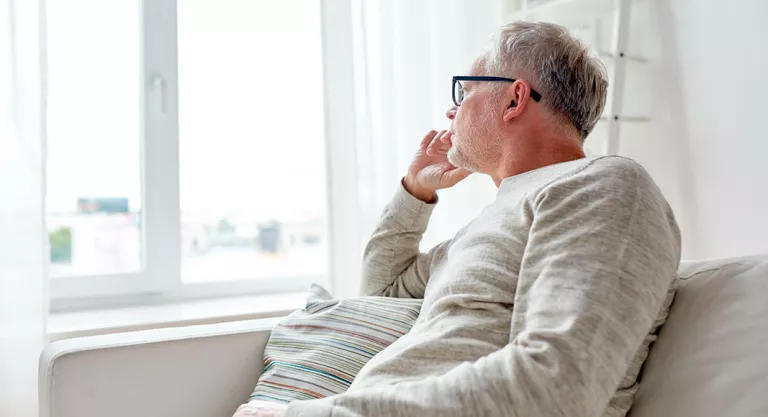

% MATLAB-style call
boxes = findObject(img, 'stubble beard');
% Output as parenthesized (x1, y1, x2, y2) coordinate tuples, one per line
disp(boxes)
(447, 137, 481, 173)
(449, 107, 500, 174)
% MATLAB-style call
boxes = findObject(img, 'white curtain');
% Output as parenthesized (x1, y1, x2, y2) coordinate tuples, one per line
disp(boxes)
(352, 0, 502, 250)
(0, 0, 48, 415)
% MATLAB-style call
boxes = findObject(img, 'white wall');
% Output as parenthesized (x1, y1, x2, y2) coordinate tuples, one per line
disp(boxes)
(664, 0, 768, 259)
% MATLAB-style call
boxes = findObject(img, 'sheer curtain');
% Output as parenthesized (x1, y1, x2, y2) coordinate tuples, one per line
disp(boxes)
(0, 0, 48, 415)
(352, 0, 502, 252)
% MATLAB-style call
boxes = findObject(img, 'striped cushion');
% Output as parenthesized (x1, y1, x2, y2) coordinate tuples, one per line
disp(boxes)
(247, 284, 422, 403)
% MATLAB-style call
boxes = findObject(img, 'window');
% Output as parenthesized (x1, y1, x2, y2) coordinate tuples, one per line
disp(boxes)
(47, 0, 142, 279)
(46, 0, 356, 309)
(177, 0, 327, 284)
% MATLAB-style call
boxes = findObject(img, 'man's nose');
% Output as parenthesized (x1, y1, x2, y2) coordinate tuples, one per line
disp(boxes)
(446, 106, 457, 120)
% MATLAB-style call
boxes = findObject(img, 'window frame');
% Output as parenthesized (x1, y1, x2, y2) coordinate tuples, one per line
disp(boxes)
(50, 0, 361, 312)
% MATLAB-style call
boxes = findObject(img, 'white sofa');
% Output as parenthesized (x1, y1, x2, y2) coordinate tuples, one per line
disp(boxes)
(39, 255, 768, 417)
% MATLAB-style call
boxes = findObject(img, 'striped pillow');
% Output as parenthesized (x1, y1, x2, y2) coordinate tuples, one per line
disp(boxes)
(247, 284, 422, 403)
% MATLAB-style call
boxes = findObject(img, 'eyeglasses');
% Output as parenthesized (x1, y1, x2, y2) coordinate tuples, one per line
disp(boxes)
(452, 76, 543, 107)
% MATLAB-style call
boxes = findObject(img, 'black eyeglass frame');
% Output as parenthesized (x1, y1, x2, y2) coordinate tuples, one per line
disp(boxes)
(452, 76, 543, 106)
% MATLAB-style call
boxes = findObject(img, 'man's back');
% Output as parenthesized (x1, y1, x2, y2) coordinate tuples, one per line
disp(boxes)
(352, 156, 681, 416)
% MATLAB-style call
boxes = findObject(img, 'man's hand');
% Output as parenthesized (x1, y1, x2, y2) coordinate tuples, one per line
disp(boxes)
(404, 130, 472, 202)
(233, 401, 288, 417)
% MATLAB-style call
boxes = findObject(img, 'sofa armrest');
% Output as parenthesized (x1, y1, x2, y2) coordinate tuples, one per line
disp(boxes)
(39, 317, 281, 417)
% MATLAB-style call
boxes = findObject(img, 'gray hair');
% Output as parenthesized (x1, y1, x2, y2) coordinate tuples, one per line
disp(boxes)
(484, 21, 608, 141)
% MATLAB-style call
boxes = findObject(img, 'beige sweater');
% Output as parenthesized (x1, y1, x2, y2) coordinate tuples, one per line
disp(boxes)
(286, 156, 681, 417)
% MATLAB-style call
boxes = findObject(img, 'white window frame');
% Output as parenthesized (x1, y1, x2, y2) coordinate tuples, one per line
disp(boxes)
(50, 0, 362, 311)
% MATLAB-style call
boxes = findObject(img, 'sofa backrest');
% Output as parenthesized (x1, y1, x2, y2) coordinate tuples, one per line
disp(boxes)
(629, 254, 768, 417)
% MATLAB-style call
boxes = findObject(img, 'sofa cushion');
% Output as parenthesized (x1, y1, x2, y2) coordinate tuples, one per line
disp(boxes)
(629, 254, 768, 417)
(245, 284, 422, 404)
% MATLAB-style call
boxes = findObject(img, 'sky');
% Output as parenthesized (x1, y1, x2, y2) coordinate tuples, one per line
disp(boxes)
(46, 0, 327, 220)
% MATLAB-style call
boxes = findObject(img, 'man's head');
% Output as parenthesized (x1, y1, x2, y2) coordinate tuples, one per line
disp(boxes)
(446, 21, 608, 179)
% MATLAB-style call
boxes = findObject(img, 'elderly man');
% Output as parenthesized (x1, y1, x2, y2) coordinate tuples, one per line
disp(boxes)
(249, 21, 681, 417)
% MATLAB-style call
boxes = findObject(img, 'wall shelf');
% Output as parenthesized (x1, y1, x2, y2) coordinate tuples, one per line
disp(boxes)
(599, 115, 650, 122)
(597, 51, 647, 63)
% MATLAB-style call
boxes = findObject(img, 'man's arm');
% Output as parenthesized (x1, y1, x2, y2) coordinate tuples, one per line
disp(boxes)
(360, 130, 470, 298)
(286, 158, 681, 417)
(359, 180, 450, 298)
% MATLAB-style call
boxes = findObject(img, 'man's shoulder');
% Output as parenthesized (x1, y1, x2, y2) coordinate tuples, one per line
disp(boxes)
(550, 155, 656, 190)
(585, 155, 649, 175)
(497, 156, 663, 211)
(534, 155, 664, 207)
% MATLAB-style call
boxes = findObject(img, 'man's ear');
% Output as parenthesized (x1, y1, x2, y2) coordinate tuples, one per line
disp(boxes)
(502, 80, 532, 122)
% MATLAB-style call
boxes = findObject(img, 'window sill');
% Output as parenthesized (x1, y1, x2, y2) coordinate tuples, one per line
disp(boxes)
(48, 292, 305, 341)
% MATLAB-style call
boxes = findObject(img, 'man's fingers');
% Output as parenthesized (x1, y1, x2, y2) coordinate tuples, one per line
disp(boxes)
(444, 167, 472, 185)
(428, 131, 452, 155)
(427, 130, 447, 155)
(427, 130, 448, 155)
(435, 132, 452, 154)
(420, 130, 438, 152)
